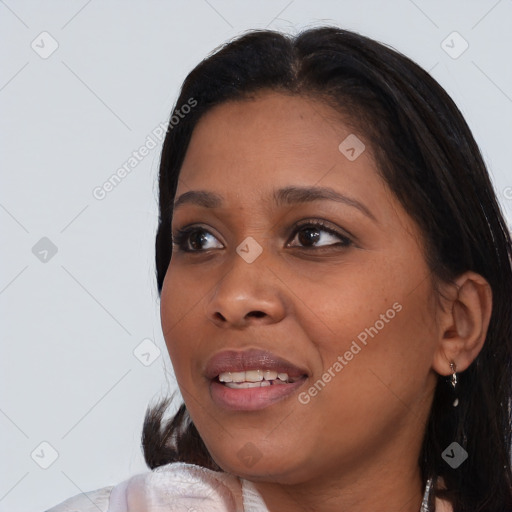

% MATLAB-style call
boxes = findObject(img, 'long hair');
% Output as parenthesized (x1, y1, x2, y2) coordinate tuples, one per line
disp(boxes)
(142, 27, 512, 511)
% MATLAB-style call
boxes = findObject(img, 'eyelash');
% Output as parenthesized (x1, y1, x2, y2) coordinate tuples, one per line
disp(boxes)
(171, 220, 353, 253)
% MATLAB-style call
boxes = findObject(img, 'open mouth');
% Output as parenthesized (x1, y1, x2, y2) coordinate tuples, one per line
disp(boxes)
(210, 372, 307, 411)
(216, 369, 304, 389)
(205, 348, 309, 410)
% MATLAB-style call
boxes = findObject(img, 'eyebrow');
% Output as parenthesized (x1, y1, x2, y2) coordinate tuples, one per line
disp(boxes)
(173, 186, 377, 222)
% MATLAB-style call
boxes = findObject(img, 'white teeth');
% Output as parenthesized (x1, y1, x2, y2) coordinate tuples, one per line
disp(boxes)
(245, 370, 263, 382)
(219, 372, 233, 383)
(263, 370, 278, 381)
(218, 369, 290, 384)
(225, 381, 271, 389)
(230, 371, 245, 383)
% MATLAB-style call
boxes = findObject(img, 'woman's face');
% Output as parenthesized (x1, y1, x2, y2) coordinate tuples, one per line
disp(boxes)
(160, 92, 440, 484)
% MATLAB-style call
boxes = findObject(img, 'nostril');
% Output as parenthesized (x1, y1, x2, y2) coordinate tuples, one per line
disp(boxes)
(248, 311, 266, 318)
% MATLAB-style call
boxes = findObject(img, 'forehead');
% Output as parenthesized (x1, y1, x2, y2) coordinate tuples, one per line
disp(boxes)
(178, 92, 381, 194)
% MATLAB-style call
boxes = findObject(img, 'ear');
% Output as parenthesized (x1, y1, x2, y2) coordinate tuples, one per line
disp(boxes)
(432, 271, 493, 376)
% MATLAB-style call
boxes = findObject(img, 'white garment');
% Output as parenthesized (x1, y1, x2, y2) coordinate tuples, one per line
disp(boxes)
(45, 462, 268, 512)
(45, 462, 453, 512)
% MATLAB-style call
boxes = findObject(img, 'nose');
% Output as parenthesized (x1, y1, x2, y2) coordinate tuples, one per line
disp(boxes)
(204, 252, 287, 329)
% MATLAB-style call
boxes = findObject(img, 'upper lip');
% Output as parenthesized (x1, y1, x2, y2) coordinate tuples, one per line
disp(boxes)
(204, 349, 309, 380)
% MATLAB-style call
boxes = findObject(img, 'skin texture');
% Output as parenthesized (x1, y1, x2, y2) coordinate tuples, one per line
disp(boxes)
(160, 92, 492, 512)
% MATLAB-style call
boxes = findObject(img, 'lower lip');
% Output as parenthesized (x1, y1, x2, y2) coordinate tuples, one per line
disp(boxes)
(210, 378, 307, 411)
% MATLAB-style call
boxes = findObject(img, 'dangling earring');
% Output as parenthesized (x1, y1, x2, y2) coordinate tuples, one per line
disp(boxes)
(450, 362, 459, 407)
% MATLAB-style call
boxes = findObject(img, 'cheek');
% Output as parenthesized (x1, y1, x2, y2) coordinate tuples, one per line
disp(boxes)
(304, 256, 436, 399)
(159, 265, 203, 379)
(313, 284, 436, 428)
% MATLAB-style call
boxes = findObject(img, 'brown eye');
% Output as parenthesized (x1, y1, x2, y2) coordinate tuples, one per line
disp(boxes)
(172, 227, 223, 252)
(189, 231, 208, 251)
(288, 221, 352, 249)
(297, 226, 321, 247)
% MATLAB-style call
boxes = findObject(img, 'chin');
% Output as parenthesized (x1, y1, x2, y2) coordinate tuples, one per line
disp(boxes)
(206, 442, 313, 484)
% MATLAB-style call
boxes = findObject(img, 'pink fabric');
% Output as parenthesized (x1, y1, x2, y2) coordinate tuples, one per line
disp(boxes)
(107, 462, 252, 512)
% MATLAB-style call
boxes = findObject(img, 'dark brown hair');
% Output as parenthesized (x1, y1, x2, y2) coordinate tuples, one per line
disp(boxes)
(142, 27, 512, 511)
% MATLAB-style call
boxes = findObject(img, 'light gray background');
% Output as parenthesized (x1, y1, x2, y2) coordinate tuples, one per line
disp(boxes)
(1, 1, 511, 510)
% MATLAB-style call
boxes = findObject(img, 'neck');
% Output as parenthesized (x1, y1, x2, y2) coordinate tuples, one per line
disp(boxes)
(250, 462, 424, 512)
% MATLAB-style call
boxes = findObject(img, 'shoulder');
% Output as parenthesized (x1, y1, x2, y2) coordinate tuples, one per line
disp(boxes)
(45, 463, 245, 512)
(45, 485, 113, 512)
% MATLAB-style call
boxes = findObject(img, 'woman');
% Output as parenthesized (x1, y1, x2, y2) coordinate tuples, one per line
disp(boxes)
(47, 26, 512, 512)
